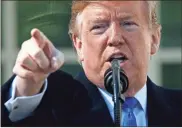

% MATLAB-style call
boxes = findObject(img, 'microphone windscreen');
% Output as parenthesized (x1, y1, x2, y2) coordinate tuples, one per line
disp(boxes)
(104, 68, 129, 94)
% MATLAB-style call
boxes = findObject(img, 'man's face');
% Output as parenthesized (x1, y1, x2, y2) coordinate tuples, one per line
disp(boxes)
(73, 1, 160, 96)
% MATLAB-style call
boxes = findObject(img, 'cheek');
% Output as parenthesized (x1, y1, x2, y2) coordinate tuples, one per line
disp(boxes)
(126, 31, 152, 71)
(129, 31, 151, 56)
(83, 34, 108, 62)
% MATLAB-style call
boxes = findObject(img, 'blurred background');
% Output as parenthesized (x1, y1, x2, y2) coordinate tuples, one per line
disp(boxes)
(1, 1, 181, 89)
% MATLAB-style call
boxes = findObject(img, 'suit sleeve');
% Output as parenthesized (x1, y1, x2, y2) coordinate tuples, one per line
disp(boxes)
(1, 70, 90, 127)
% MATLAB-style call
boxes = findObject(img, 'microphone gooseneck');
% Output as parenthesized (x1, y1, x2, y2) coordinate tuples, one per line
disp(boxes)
(104, 59, 129, 127)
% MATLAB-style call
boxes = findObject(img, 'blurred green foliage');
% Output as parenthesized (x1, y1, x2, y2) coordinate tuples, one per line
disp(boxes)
(17, 1, 72, 47)
(160, 1, 182, 48)
(162, 63, 182, 89)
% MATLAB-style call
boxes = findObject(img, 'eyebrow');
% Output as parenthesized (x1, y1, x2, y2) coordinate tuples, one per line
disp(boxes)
(116, 12, 136, 20)
(88, 15, 135, 25)
(88, 16, 110, 24)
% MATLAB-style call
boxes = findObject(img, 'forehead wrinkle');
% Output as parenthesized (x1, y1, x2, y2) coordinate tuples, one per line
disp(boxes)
(87, 14, 111, 25)
(85, 2, 140, 22)
(83, 5, 111, 25)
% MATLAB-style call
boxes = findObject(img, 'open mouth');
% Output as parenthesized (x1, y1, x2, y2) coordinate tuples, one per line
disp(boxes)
(108, 53, 128, 63)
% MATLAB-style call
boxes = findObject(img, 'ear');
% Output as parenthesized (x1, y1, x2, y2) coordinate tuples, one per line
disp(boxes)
(150, 25, 161, 55)
(72, 34, 84, 61)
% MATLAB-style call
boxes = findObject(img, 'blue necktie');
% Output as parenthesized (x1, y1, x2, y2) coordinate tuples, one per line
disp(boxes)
(122, 97, 138, 126)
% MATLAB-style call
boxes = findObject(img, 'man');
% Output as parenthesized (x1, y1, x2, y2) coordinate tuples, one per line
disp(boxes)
(1, 0, 182, 127)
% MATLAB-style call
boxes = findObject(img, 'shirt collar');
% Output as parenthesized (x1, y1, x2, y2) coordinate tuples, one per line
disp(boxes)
(134, 84, 147, 113)
(98, 84, 147, 113)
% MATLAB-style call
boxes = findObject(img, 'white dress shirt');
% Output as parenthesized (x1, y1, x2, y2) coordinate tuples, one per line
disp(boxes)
(98, 84, 148, 126)
(4, 76, 48, 122)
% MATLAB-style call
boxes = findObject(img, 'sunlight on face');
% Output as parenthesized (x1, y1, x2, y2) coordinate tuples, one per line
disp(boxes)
(74, 1, 160, 96)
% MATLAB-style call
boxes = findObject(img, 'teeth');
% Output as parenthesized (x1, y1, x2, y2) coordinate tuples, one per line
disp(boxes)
(112, 54, 124, 58)
(109, 54, 126, 62)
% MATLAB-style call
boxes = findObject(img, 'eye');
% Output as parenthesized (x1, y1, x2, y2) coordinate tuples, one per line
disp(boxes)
(92, 25, 104, 30)
(90, 24, 108, 34)
(121, 21, 138, 31)
(123, 21, 135, 26)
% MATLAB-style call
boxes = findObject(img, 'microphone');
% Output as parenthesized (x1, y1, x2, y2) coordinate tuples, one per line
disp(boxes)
(104, 59, 129, 126)
(104, 59, 129, 95)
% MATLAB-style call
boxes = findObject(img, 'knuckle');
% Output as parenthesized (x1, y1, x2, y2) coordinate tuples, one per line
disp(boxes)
(21, 40, 29, 49)
(32, 50, 42, 59)
(17, 53, 29, 64)
(40, 60, 50, 70)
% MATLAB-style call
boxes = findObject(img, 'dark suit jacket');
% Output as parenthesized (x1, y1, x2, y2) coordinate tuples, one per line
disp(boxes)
(1, 70, 182, 127)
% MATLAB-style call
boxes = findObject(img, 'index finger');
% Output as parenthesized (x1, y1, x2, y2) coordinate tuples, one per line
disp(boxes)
(31, 28, 55, 60)
(31, 28, 46, 49)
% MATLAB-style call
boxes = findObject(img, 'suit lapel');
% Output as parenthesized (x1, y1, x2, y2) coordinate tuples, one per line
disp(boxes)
(147, 78, 177, 126)
(75, 71, 114, 126)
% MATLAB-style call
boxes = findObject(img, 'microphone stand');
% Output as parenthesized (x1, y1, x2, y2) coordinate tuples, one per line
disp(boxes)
(111, 59, 125, 127)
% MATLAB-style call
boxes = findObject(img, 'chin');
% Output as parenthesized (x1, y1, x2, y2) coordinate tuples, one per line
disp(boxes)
(124, 87, 136, 97)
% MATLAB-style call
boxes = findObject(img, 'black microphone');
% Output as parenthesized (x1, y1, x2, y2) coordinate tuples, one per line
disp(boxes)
(104, 59, 129, 95)
(104, 59, 129, 126)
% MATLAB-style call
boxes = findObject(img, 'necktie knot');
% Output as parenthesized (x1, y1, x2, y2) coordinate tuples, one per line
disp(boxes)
(123, 97, 138, 109)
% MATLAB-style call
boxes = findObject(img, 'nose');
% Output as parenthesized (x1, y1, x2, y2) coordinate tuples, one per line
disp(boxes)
(107, 23, 125, 47)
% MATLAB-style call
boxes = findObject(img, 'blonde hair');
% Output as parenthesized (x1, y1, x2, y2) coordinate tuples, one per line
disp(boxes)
(68, 0, 159, 36)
